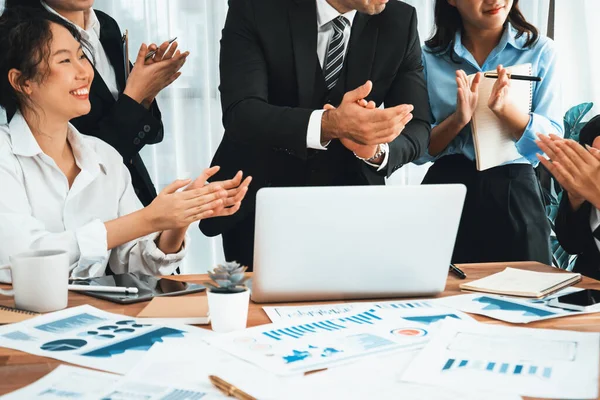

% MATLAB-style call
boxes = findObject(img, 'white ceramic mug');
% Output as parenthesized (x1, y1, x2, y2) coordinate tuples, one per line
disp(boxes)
(0, 250, 70, 313)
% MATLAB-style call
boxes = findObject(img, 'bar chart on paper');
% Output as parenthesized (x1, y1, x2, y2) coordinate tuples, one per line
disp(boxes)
(35, 313, 106, 334)
(263, 300, 433, 322)
(262, 310, 383, 341)
(442, 358, 553, 379)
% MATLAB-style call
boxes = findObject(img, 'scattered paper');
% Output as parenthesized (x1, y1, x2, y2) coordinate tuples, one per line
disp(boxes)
(0, 365, 210, 400)
(263, 299, 474, 324)
(129, 341, 522, 400)
(433, 293, 593, 323)
(206, 307, 434, 375)
(0, 305, 212, 374)
(401, 319, 599, 399)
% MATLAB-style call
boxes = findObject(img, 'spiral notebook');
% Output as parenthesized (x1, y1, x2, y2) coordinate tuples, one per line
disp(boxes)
(0, 305, 41, 325)
(468, 63, 534, 171)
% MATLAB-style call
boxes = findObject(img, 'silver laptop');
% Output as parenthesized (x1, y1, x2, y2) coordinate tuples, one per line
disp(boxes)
(251, 184, 466, 303)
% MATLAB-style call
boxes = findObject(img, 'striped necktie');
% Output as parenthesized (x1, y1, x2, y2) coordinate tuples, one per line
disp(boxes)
(323, 16, 349, 91)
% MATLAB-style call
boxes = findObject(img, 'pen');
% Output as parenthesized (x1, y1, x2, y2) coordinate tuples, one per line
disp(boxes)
(483, 72, 542, 82)
(67, 285, 139, 294)
(145, 37, 177, 60)
(449, 263, 467, 279)
(209, 375, 256, 400)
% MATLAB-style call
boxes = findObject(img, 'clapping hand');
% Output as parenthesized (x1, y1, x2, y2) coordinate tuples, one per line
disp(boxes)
(536, 134, 600, 209)
(185, 166, 252, 218)
(488, 65, 510, 113)
(124, 41, 189, 107)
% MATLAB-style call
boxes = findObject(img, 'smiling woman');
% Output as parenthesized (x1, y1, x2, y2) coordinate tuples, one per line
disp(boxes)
(0, 6, 250, 282)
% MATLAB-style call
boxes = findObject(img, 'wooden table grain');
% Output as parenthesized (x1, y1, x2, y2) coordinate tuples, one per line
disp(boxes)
(1, 262, 599, 399)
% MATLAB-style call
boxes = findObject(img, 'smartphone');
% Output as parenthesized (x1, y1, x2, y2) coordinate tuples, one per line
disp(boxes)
(548, 289, 600, 311)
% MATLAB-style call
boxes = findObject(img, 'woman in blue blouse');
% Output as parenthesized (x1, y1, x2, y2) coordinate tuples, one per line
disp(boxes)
(416, 0, 563, 264)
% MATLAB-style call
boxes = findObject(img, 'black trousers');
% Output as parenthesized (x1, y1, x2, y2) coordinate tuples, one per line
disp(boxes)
(422, 155, 551, 264)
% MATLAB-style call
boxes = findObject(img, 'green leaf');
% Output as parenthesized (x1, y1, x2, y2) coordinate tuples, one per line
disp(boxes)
(564, 102, 593, 140)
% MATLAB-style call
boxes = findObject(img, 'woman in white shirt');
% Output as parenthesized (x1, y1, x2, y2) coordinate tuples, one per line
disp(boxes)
(0, 7, 251, 280)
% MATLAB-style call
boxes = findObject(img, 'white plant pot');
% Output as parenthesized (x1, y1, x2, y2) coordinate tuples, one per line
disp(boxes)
(206, 289, 250, 333)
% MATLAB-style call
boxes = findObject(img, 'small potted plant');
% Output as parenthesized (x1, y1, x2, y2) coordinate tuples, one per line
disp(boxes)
(205, 261, 250, 333)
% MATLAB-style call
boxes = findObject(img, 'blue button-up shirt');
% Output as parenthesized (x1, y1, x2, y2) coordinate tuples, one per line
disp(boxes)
(415, 24, 563, 166)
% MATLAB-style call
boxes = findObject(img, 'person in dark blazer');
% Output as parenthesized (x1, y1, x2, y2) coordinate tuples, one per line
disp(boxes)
(200, 0, 431, 269)
(5, 0, 188, 206)
(537, 115, 600, 280)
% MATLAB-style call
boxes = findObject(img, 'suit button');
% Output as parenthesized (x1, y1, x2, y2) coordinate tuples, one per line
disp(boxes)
(138, 131, 146, 139)
(143, 125, 151, 133)
(133, 138, 141, 145)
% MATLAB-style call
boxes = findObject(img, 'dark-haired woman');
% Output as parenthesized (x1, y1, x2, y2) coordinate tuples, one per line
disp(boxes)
(415, 0, 563, 264)
(4, 0, 186, 207)
(0, 7, 250, 281)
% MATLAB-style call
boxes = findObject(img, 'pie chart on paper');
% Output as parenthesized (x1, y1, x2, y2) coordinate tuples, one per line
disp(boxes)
(40, 339, 87, 352)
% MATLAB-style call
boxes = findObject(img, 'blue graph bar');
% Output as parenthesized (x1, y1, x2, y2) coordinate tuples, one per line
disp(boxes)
(499, 363, 509, 373)
(486, 362, 496, 371)
(458, 360, 468, 367)
(543, 367, 552, 378)
(514, 365, 523, 374)
(443, 359, 455, 370)
(529, 366, 538, 374)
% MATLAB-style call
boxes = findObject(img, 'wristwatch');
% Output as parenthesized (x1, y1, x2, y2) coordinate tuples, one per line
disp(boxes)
(354, 143, 389, 163)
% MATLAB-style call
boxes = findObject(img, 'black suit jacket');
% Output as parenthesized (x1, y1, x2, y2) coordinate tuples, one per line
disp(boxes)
(555, 115, 600, 280)
(69, 10, 164, 206)
(555, 194, 600, 280)
(201, 0, 431, 243)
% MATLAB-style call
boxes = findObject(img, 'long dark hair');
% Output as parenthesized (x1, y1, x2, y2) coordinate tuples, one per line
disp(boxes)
(4, 0, 45, 10)
(0, 6, 91, 120)
(425, 0, 539, 55)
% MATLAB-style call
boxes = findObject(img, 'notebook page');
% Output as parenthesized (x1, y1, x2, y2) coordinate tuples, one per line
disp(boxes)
(469, 63, 533, 171)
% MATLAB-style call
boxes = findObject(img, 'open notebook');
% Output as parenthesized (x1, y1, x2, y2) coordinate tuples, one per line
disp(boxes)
(459, 267, 581, 298)
(468, 63, 534, 171)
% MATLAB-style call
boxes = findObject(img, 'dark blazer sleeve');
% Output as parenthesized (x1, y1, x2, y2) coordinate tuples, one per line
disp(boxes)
(219, 0, 313, 158)
(72, 95, 163, 162)
(555, 193, 592, 255)
(380, 8, 430, 178)
(71, 11, 164, 162)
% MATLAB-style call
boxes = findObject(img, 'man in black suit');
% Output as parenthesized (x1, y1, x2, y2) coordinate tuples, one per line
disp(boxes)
(201, 0, 431, 269)
(6, 0, 188, 206)
(544, 116, 600, 280)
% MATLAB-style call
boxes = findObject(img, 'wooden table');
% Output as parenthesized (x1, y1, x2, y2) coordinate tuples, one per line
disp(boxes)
(1, 262, 599, 399)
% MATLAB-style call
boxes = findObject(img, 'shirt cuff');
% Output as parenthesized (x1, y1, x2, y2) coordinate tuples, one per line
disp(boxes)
(75, 219, 108, 265)
(307, 110, 330, 150)
(517, 113, 563, 165)
(133, 232, 189, 276)
(362, 143, 390, 172)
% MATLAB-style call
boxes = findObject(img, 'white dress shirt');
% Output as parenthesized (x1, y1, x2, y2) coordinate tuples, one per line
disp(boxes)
(0, 112, 187, 283)
(307, 0, 388, 170)
(590, 208, 600, 253)
(43, 2, 120, 100)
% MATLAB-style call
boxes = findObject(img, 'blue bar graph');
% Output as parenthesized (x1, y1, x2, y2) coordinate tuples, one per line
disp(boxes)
(376, 301, 432, 310)
(441, 358, 552, 379)
(262, 310, 384, 341)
